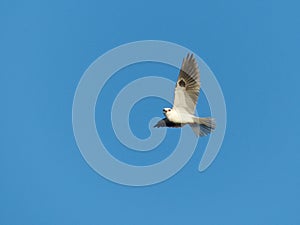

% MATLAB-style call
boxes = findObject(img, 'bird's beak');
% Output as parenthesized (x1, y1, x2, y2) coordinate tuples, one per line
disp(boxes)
(163, 109, 166, 113)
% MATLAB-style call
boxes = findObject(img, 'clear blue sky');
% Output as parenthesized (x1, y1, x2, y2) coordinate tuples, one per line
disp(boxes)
(1, 0, 300, 224)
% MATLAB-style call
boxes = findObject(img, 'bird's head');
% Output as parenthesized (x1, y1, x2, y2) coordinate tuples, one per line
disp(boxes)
(163, 108, 172, 115)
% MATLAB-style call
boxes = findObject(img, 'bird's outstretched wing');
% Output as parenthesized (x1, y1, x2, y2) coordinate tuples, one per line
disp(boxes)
(173, 53, 200, 114)
(154, 118, 182, 128)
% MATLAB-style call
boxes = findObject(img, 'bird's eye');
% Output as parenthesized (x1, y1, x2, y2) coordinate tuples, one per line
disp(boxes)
(168, 109, 171, 112)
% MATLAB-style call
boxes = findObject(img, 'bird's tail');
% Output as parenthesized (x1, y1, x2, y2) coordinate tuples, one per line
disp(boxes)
(189, 117, 216, 137)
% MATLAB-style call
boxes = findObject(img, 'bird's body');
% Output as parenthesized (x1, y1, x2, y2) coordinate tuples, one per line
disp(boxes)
(154, 53, 216, 137)
(163, 108, 194, 124)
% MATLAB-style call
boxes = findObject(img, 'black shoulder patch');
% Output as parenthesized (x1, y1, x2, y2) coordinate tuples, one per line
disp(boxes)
(178, 79, 186, 87)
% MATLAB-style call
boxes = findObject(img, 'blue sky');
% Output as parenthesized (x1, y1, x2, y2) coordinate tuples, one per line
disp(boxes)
(1, 0, 300, 224)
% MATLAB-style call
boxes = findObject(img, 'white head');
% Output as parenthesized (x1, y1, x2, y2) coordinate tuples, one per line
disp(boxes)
(163, 107, 172, 116)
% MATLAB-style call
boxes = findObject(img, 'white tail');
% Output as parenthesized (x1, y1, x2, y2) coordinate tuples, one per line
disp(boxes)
(189, 117, 216, 136)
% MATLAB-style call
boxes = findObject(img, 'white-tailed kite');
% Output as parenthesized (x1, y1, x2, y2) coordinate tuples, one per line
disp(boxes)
(154, 53, 216, 136)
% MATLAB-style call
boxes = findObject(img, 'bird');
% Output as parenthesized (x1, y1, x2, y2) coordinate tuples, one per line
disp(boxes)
(154, 53, 216, 136)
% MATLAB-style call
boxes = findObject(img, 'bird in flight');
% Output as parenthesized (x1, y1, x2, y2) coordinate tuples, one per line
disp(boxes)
(154, 53, 216, 136)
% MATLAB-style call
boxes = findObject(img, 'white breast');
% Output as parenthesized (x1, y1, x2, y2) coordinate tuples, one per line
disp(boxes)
(166, 109, 194, 124)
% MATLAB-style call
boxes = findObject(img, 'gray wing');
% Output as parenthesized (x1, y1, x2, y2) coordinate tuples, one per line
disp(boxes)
(154, 118, 182, 128)
(173, 53, 200, 115)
